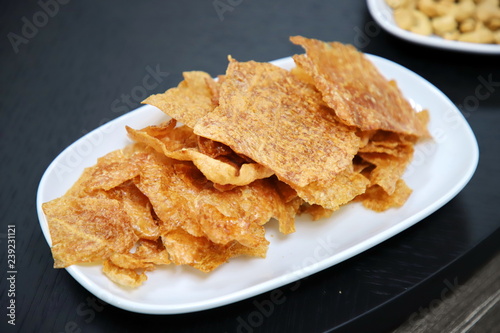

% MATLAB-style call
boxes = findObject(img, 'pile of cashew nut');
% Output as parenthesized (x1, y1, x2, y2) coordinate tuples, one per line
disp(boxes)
(385, 0, 500, 44)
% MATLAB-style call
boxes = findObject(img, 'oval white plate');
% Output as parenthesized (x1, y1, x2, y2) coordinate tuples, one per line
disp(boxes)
(37, 55, 479, 314)
(367, 0, 500, 54)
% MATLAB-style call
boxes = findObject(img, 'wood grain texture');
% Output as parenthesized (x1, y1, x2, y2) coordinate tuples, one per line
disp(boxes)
(392, 250, 500, 333)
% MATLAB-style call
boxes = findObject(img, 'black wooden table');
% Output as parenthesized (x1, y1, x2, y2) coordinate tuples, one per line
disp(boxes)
(1, 1, 499, 332)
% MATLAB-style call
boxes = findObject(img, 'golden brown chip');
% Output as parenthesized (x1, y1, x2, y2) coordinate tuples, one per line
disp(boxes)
(162, 228, 267, 272)
(113, 182, 160, 240)
(133, 152, 292, 248)
(193, 58, 360, 188)
(126, 123, 274, 186)
(293, 166, 370, 211)
(196, 135, 234, 159)
(133, 239, 171, 266)
(64, 146, 149, 197)
(43, 196, 139, 268)
(290, 36, 429, 138)
(102, 259, 148, 288)
(132, 152, 205, 238)
(206, 75, 223, 106)
(356, 179, 413, 212)
(359, 130, 415, 157)
(189, 171, 298, 235)
(142, 71, 217, 128)
(107, 238, 170, 271)
(108, 252, 155, 271)
(359, 148, 414, 195)
(299, 203, 334, 221)
(290, 65, 316, 86)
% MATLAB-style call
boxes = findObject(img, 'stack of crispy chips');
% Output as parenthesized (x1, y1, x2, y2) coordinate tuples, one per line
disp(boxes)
(43, 36, 429, 287)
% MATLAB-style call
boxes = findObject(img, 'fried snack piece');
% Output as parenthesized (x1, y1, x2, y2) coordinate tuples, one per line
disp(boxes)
(356, 179, 413, 212)
(107, 239, 171, 271)
(293, 166, 370, 211)
(290, 36, 429, 138)
(359, 148, 414, 196)
(359, 130, 414, 157)
(132, 238, 172, 265)
(64, 149, 141, 196)
(111, 182, 160, 240)
(142, 71, 217, 129)
(126, 120, 273, 186)
(194, 58, 361, 189)
(43, 196, 139, 268)
(299, 204, 334, 221)
(60, 145, 161, 240)
(162, 228, 267, 272)
(97, 232, 171, 288)
(134, 151, 295, 252)
(107, 253, 155, 271)
(102, 259, 148, 288)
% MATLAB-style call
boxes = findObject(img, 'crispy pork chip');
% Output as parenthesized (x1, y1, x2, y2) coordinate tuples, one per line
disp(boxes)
(142, 71, 217, 129)
(359, 149, 414, 196)
(107, 239, 170, 271)
(113, 182, 160, 240)
(61, 145, 161, 240)
(290, 36, 429, 138)
(43, 196, 139, 268)
(102, 239, 171, 287)
(126, 121, 273, 186)
(102, 259, 148, 288)
(64, 143, 152, 197)
(293, 165, 370, 211)
(132, 238, 172, 266)
(162, 228, 267, 273)
(193, 58, 361, 188)
(356, 179, 413, 212)
(133, 151, 295, 250)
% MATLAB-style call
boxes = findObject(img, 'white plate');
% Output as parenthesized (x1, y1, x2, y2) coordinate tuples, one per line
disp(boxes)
(367, 0, 500, 54)
(37, 55, 479, 314)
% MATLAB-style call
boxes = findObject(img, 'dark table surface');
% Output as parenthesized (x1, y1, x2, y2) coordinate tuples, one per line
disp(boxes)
(1, 1, 499, 332)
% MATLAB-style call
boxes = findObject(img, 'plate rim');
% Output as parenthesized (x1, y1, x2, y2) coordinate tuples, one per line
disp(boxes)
(36, 54, 479, 314)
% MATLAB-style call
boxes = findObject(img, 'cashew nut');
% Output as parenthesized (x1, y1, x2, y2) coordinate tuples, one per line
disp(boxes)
(432, 14, 458, 35)
(418, 0, 455, 17)
(493, 29, 500, 43)
(455, 0, 476, 22)
(386, 0, 500, 44)
(411, 10, 434, 34)
(418, 0, 441, 17)
(394, 8, 416, 30)
(458, 22, 495, 42)
(442, 29, 461, 39)
(386, 0, 414, 9)
(459, 17, 477, 32)
(487, 17, 500, 30)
